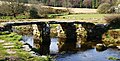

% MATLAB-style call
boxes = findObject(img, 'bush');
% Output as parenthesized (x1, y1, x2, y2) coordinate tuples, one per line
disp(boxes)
(97, 3, 111, 14)
(108, 6, 115, 13)
(29, 4, 70, 18)
(0, 3, 28, 17)
(29, 5, 53, 18)
(105, 15, 120, 28)
(29, 7, 40, 18)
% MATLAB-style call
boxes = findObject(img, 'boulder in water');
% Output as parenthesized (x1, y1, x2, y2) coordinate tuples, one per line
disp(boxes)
(117, 46, 120, 50)
(108, 44, 116, 48)
(22, 45, 31, 52)
(96, 44, 107, 51)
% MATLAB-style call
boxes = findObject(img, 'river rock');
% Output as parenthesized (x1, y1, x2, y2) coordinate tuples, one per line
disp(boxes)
(117, 46, 120, 50)
(20, 41, 26, 44)
(6, 49, 16, 54)
(3, 46, 14, 49)
(30, 51, 39, 56)
(29, 51, 35, 54)
(2, 42, 14, 46)
(22, 45, 31, 51)
(31, 54, 38, 57)
(0, 40, 5, 43)
(22, 45, 29, 48)
(4, 56, 21, 61)
(96, 44, 107, 51)
(0, 26, 5, 31)
(108, 44, 116, 48)
(41, 55, 47, 58)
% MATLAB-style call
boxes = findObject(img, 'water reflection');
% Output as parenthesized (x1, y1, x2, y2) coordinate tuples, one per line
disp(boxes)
(49, 38, 120, 61)
(56, 48, 120, 61)
(22, 35, 34, 47)
(21, 36, 120, 61)
(50, 38, 59, 54)
(22, 36, 59, 54)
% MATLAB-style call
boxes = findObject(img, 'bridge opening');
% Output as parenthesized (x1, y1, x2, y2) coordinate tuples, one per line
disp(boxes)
(50, 24, 82, 53)
(12, 25, 34, 47)
(50, 24, 59, 54)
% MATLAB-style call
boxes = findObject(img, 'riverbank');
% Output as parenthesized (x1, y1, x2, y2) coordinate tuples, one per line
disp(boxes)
(0, 32, 53, 61)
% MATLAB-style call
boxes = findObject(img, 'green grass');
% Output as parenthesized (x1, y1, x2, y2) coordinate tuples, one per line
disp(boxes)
(0, 32, 22, 42)
(0, 32, 53, 61)
(0, 15, 29, 20)
(57, 14, 111, 20)
(108, 56, 120, 60)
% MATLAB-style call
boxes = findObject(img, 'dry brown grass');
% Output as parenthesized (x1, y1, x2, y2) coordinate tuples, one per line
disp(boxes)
(51, 7, 97, 14)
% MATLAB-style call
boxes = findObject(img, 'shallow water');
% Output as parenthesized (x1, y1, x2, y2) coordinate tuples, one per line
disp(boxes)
(55, 48, 120, 61)
(22, 37, 120, 61)
(22, 35, 34, 47)
(51, 38, 120, 61)
(50, 38, 59, 54)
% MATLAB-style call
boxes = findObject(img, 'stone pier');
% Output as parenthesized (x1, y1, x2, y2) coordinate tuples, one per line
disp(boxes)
(32, 24, 41, 48)
(37, 23, 51, 55)
(58, 23, 77, 52)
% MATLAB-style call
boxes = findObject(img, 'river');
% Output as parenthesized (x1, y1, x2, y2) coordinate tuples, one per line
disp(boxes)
(22, 37, 120, 61)
(55, 48, 120, 61)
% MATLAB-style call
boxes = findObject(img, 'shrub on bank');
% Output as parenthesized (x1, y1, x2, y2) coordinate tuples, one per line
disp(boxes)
(105, 15, 120, 23)
(105, 15, 120, 29)
(29, 5, 69, 18)
(0, 3, 28, 18)
(97, 3, 111, 14)
(108, 6, 116, 13)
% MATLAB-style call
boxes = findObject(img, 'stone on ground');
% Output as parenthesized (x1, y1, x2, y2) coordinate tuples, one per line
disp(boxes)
(117, 46, 120, 50)
(0, 40, 5, 43)
(4, 56, 21, 61)
(22, 45, 31, 51)
(20, 41, 26, 44)
(2, 42, 14, 46)
(6, 49, 16, 54)
(3, 46, 14, 49)
(96, 44, 107, 51)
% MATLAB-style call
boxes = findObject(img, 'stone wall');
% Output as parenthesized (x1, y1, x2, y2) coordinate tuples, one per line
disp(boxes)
(32, 24, 41, 48)
(103, 29, 120, 46)
(12, 25, 33, 36)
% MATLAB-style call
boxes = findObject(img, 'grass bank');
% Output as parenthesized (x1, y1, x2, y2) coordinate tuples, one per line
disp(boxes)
(56, 14, 110, 20)
(0, 32, 52, 61)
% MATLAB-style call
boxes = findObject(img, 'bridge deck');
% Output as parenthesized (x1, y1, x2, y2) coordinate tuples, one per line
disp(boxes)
(1, 20, 95, 26)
